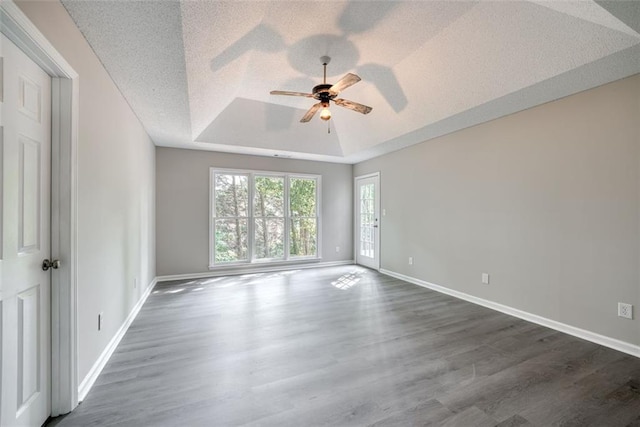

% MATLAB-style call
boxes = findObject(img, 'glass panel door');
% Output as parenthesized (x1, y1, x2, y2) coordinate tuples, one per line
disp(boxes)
(355, 174, 379, 269)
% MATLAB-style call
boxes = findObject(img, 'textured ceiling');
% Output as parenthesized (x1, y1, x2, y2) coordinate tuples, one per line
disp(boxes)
(61, 0, 640, 164)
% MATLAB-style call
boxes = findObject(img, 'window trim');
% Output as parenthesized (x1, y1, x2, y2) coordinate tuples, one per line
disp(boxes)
(209, 168, 321, 269)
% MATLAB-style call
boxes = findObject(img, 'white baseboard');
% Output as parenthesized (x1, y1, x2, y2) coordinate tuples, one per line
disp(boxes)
(157, 260, 355, 282)
(380, 269, 640, 359)
(77, 278, 158, 401)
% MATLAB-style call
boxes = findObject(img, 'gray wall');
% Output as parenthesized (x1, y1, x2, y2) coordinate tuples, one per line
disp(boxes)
(355, 74, 640, 346)
(156, 148, 353, 276)
(17, 1, 157, 381)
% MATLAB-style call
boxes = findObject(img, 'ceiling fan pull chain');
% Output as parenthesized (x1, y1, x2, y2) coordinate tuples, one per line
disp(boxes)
(328, 120, 331, 134)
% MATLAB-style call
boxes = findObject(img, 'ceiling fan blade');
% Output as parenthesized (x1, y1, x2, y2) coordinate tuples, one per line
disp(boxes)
(329, 73, 361, 95)
(333, 98, 373, 115)
(270, 90, 314, 97)
(300, 102, 323, 123)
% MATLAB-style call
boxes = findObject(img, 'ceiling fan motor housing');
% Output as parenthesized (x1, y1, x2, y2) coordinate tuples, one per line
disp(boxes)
(313, 84, 335, 103)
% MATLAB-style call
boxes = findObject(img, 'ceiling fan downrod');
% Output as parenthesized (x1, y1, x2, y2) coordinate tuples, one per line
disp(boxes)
(321, 55, 331, 85)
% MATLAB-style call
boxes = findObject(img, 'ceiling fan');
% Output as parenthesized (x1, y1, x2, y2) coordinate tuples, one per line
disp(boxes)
(270, 56, 373, 123)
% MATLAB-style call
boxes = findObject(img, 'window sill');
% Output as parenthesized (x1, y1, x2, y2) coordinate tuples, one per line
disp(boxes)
(209, 257, 323, 272)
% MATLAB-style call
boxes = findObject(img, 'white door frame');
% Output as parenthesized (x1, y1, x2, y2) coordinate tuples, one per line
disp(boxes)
(354, 172, 380, 270)
(1, 1, 79, 415)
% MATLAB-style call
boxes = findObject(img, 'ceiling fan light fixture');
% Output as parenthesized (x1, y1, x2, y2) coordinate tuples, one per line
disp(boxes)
(320, 106, 331, 121)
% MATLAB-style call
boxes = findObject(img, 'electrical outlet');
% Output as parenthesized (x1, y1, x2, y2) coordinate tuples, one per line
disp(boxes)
(336, 246, 340, 253)
(482, 273, 490, 285)
(98, 312, 104, 331)
(408, 257, 413, 265)
(618, 303, 633, 319)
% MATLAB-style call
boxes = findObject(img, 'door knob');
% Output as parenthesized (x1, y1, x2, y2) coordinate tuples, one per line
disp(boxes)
(42, 259, 61, 271)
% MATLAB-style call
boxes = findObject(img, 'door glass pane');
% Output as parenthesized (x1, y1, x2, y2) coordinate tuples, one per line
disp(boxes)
(359, 183, 375, 258)
(290, 218, 317, 257)
(214, 219, 248, 262)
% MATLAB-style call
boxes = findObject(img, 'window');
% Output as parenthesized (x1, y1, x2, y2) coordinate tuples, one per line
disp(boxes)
(254, 175, 285, 260)
(211, 169, 320, 267)
(289, 177, 317, 257)
(213, 173, 249, 263)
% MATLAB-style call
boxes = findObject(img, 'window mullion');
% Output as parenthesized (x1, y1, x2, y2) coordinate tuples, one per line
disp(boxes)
(284, 175, 290, 261)
(315, 177, 321, 259)
(210, 171, 215, 266)
(248, 172, 255, 263)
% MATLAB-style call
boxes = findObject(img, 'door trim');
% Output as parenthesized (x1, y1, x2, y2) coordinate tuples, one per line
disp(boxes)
(1, 0, 79, 415)
(354, 172, 380, 270)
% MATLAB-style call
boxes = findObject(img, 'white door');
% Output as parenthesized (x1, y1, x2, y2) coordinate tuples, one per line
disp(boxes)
(1, 34, 52, 427)
(355, 174, 380, 269)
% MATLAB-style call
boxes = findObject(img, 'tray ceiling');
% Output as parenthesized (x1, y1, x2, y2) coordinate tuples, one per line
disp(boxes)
(61, 0, 640, 163)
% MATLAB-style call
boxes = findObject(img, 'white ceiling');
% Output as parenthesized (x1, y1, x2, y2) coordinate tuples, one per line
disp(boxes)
(61, 0, 640, 164)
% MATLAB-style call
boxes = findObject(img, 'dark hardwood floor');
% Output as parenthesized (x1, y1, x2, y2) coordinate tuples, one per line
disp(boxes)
(49, 266, 640, 426)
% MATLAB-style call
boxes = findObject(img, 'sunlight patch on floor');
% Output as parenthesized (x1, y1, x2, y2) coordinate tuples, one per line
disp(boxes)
(331, 271, 364, 290)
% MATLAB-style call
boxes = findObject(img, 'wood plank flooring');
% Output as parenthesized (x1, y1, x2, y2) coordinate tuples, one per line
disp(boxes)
(48, 266, 640, 426)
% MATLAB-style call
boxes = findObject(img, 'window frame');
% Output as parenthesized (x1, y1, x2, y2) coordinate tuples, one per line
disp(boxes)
(288, 175, 321, 260)
(209, 168, 321, 269)
(253, 173, 286, 263)
(211, 171, 250, 264)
